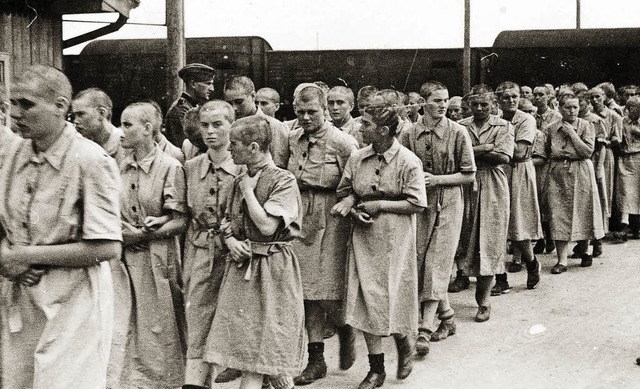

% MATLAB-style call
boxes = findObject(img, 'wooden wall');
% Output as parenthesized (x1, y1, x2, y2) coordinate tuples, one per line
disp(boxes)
(0, 11, 63, 77)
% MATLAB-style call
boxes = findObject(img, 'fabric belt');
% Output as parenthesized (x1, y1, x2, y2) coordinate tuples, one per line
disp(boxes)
(298, 185, 336, 193)
(234, 240, 293, 280)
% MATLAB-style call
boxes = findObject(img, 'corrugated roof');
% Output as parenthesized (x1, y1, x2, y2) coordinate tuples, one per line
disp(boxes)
(493, 28, 640, 48)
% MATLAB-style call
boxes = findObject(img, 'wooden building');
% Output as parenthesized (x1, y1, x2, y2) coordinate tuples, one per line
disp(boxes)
(0, 0, 140, 91)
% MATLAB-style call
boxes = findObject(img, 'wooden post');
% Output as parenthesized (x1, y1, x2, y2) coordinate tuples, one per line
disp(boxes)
(576, 0, 581, 29)
(463, 0, 471, 94)
(166, 0, 185, 106)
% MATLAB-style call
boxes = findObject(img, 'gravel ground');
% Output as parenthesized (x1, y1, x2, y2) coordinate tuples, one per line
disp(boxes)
(219, 239, 640, 389)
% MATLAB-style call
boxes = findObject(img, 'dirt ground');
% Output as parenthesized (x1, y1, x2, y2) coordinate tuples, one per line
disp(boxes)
(220, 239, 640, 389)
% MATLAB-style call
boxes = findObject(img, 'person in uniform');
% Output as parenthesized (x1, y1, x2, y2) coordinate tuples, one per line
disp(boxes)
(223, 76, 289, 168)
(327, 86, 362, 145)
(615, 96, 640, 239)
(457, 84, 514, 322)
(256, 87, 281, 118)
(407, 92, 423, 123)
(116, 102, 188, 389)
(577, 92, 609, 257)
(331, 100, 427, 389)
(182, 101, 244, 388)
(399, 81, 476, 356)
(531, 85, 563, 255)
(165, 63, 215, 147)
(0, 65, 122, 389)
(542, 94, 604, 274)
(288, 86, 359, 385)
(181, 107, 208, 161)
(71, 87, 126, 164)
(204, 115, 305, 389)
(492, 82, 542, 295)
(588, 87, 623, 240)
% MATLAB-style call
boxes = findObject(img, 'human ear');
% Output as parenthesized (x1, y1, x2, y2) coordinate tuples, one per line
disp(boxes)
(55, 96, 70, 113)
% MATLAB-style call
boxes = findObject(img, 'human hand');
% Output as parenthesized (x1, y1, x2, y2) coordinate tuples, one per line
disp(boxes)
(331, 197, 356, 217)
(350, 208, 374, 225)
(356, 200, 382, 217)
(142, 215, 170, 232)
(239, 170, 261, 196)
(226, 236, 252, 263)
(16, 267, 48, 286)
(424, 172, 440, 187)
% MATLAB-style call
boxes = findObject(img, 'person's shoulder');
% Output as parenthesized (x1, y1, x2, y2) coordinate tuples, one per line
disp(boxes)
(515, 109, 536, 125)
(157, 147, 185, 169)
(327, 124, 358, 147)
(458, 116, 474, 127)
(445, 118, 468, 134)
(184, 152, 207, 170)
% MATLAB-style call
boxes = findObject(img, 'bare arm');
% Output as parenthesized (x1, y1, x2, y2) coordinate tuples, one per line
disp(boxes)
(513, 140, 531, 160)
(426, 171, 475, 187)
(357, 199, 425, 216)
(1, 239, 121, 269)
(239, 172, 280, 237)
(565, 126, 594, 159)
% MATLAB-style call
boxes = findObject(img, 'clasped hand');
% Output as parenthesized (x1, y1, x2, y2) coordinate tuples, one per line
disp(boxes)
(0, 239, 47, 286)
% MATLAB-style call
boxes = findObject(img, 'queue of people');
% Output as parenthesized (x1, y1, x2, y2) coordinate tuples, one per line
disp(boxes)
(0, 63, 637, 389)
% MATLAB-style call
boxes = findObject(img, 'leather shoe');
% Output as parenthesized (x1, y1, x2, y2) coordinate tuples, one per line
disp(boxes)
(533, 239, 545, 254)
(215, 368, 242, 383)
(358, 371, 386, 389)
(448, 270, 470, 293)
(592, 240, 603, 257)
(545, 240, 556, 254)
(526, 258, 541, 289)
(507, 261, 523, 273)
(431, 318, 456, 342)
(475, 305, 491, 322)
(338, 325, 356, 370)
(394, 334, 414, 379)
(415, 329, 430, 357)
(293, 359, 327, 385)
(580, 254, 593, 267)
(551, 263, 567, 274)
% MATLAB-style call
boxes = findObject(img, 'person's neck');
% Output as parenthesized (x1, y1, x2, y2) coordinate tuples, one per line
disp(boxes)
(502, 110, 515, 121)
(246, 154, 270, 176)
(473, 116, 490, 128)
(94, 121, 112, 148)
(408, 111, 419, 122)
(207, 146, 230, 165)
(372, 137, 394, 155)
(423, 114, 442, 128)
(537, 104, 549, 115)
(34, 120, 66, 152)
(133, 140, 155, 162)
(333, 115, 351, 128)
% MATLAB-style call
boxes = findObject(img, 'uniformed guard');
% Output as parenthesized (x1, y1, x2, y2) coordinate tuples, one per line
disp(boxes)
(165, 63, 215, 148)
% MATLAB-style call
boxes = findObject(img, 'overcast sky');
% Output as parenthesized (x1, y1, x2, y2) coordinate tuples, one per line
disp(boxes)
(63, 0, 640, 54)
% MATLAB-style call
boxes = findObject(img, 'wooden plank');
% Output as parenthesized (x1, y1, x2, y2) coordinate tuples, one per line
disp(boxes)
(12, 13, 24, 74)
(52, 17, 63, 69)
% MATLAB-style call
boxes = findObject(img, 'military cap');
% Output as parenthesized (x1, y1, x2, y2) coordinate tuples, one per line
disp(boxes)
(178, 63, 215, 82)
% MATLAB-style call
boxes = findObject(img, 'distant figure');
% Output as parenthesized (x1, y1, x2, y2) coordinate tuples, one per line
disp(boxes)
(407, 92, 423, 123)
(223, 75, 289, 168)
(181, 107, 207, 161)
(520, 85, 533, 101)
(256, 87, 281, 118)
(327, 86, 361, 145)
(446, 96, 464, 121)
(71, 87, 126, 164)
(165, 63, 215, 147)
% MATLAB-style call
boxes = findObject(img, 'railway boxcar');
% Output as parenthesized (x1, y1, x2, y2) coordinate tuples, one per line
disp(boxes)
(64, 36, 271, 122)
(486, 28, 640, 89)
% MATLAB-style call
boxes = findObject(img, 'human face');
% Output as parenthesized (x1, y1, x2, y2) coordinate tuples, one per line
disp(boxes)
(628, 103, 640, 121)
(578, 98, 590, 117)
(71, 96, 105, 142)
(224, 88, 256, 119)
(521, 86, 533, 99)
(10, 81, 65, 141)
(255, 93, 279, 117)
(199, 108, 232, 151)
(447, 102, 463, 121)
(499, 87, 520, 113)
(469, 94, 494, 121)
(295, 98, 325, 134)
(424, 89, 449, 120)
(228, 127, 252, 165)
(623, 89, 638, 104)
(532, 87, 549, 109)
(327, 91, 353, 124)
(461, 100, 473, 118)
(407, 95, 422, 116)
(560, 98, 580, 123)
(119, 107, 148, 149)
(359, 112, 382, 145)
(357, 97, 373, 116)
(590, 91, 606, 111)
(192, 79, 214, 102)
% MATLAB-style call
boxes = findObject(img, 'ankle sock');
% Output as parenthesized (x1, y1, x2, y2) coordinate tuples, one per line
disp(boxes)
(368, 353, 385, 374)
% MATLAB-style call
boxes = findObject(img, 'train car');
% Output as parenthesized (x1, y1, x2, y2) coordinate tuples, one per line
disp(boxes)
(486, 28, 640, 89)
(63, 36, 271, 122)
(266, 48, 487, 120)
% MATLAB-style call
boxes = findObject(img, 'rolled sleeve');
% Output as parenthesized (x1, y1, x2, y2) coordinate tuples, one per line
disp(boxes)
(263, 173, 301, 228)
(163, 163, 188, 214)
(82, 153, 123, 241)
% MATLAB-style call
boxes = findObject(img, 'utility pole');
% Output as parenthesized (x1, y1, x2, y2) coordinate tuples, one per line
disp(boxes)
(463, 0, 471, 94)
(166, 0, 186, 106)
(576, 0, 581, 29)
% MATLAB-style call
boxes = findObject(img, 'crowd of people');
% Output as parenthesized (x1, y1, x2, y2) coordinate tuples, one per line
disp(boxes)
(0, 62, 637, 389)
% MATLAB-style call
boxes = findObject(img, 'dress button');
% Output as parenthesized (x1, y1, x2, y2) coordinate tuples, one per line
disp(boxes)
(210, 188, 215, 195)
(208, 207, 215, 213)
(22, 222, 28, 228)
(132, 206, 137, 212)
(375, 169, 380, 175)
(131, 183, 135, 189)
(371, 185, 377, 191)
(298, 166, 302, 170)
(302, 152, 307, 158)
(426, 144, 431, 151)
